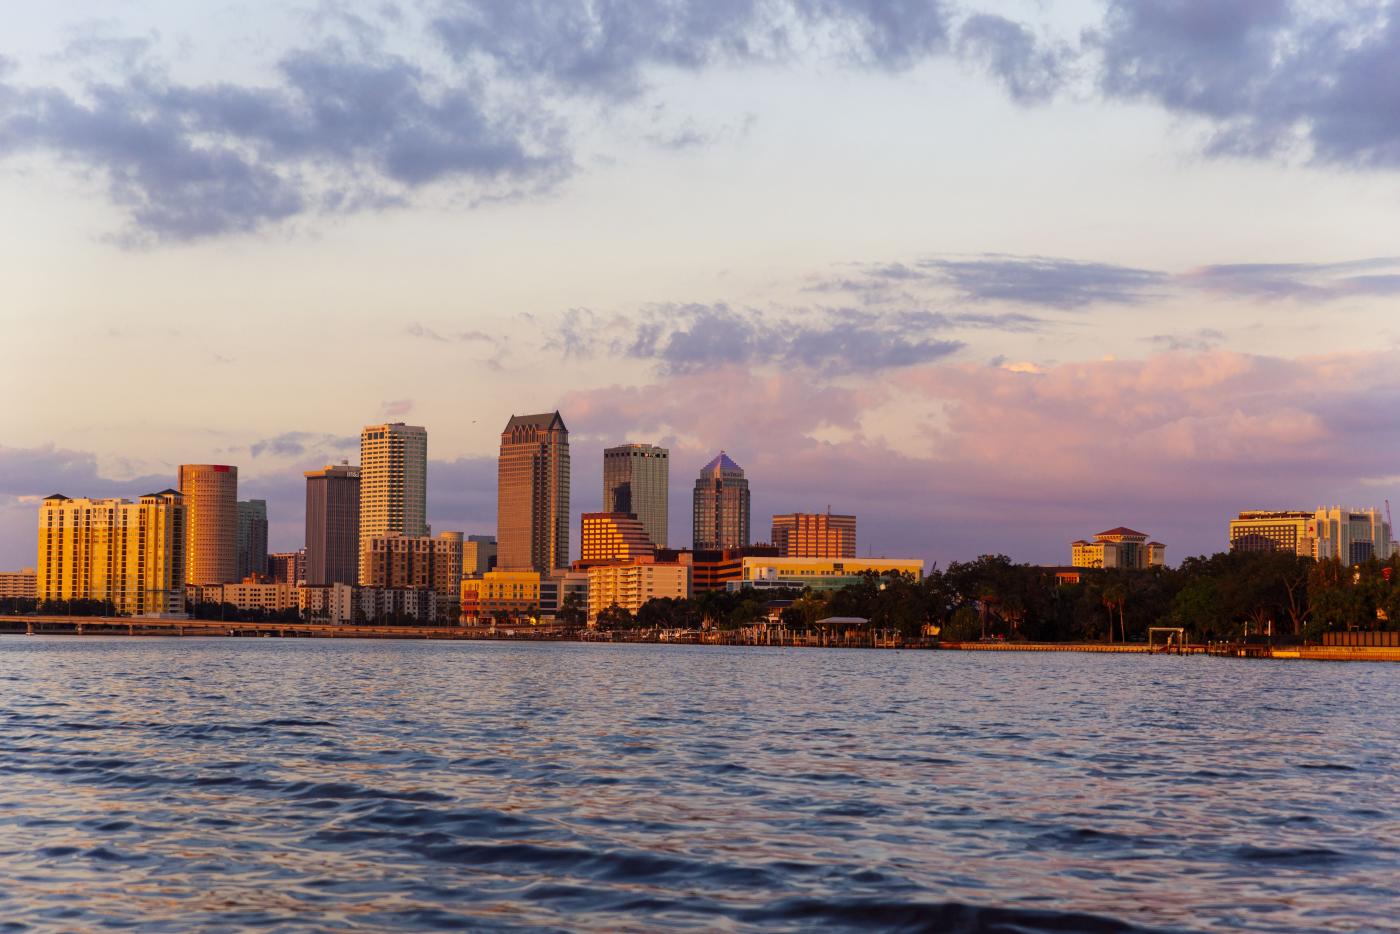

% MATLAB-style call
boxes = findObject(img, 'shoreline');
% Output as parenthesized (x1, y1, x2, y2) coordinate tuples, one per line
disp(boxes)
(4, 616, 1400, 661)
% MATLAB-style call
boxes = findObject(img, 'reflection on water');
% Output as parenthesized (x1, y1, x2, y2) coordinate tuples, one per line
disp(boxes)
(0, 637, 1397, 932)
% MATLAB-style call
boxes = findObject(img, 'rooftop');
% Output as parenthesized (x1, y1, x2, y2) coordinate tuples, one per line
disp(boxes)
(700, 451, 742, 474)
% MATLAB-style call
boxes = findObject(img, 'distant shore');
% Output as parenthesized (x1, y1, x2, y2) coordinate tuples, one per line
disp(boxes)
(4, 614, 1400, 661)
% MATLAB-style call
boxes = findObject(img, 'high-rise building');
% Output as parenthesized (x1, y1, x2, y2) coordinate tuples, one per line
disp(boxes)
(772, 512, 857, 558)
(236, 499, 269, 581)
(1070, 528, 1165, 569)
(179, 464, 238, 585)
(1229, 508, 1392, 562)
(305, 464, 360, 586)
(603, 444, 669, 548)
(692, 452, 750, 551)
(36, 491, 187, 616)
(463, 534, 497, 577)
(579, 512, 655, 566)
(359, 423, 428, 584)
(497, 412, 570, 572)
(366, 532, 464, 612)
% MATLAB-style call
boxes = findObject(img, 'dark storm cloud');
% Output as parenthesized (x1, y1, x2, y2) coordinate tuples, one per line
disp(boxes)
(1092, 0, 1400, 168)
(957, 14, 1071, 104)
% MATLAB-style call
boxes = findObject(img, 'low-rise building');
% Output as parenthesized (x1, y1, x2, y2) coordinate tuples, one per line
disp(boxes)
(540, 570, 589, 621)
(587, 559, 690, 624)
(0, 568, 37, 599)
(1070, 528, 1165, 569)
(367, 531, 463, 614)
(222, 578, 299, 614)
(737, 556, 923, 591)
(267, 550, 305, 585)
(299, 583, 441, 624)
(462, 570, 541, 624)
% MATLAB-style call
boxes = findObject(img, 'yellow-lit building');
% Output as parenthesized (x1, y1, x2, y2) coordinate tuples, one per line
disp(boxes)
(222, 579, 300, 613)
(579, 512, 654, 565)
(587, 559, 690, 624)
(36, 491, 187, 616)
(179, 464, 238, 585)
(740, 556, 923, 583)
(1071, 528, 1165, 569)
(462, 570, 541, 623)
(771, 512, 857, 558)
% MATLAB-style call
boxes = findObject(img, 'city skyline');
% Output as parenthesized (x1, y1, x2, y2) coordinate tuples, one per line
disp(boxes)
(5, 2, 1400, 570)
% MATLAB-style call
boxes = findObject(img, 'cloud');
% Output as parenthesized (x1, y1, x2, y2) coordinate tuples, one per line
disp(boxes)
(248, 432, 357, 460)
(622, 303, 967, 374)
(1145, 328, 1224, 352)
(923, 255, 1168, 308)
(1091, 0, 1400, 169)
(381, 399, 415, 417)
(431, 0, 955, 102)
(1183, 257, 1400, 301)
(957, 14, 1071, 105)
(0, 34, 568, 242)
(559, 349, 1400, 565)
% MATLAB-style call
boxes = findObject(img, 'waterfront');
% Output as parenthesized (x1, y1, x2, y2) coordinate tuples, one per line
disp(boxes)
(1, 639, 1397, 931)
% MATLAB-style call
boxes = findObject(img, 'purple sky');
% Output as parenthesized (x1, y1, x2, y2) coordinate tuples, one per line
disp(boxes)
(3, 1, 1400, 570)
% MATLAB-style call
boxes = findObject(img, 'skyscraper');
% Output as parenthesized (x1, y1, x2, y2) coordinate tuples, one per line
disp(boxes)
(359, 423, 427, 584)
(603, 443, 669, 549)
(772, 512, 856, 558)
(36, 491, 187, 616)
(580, 512, 655, 566)
(693, 452, 750, 551)
(497, 412, 570, 572)
(179, 464, 238, 585)
(305, 464, 360, 586)
(236, 499, 268, 580)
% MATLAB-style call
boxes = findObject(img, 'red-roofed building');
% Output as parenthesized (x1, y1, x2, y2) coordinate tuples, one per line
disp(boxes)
(1071, 527, 1165, 569)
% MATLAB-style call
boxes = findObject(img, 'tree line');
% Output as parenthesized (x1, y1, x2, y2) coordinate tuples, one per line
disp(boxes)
(595, 550, 1400, 642)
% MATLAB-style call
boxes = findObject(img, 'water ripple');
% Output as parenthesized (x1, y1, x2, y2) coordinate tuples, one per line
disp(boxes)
(0, 637, 1397, 932)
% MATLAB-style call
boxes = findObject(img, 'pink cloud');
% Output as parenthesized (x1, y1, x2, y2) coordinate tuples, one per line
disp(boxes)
(560, 351, 1400, 566)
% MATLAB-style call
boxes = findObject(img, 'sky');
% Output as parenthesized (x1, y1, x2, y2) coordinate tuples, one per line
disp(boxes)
(3, 0, 1400, 571)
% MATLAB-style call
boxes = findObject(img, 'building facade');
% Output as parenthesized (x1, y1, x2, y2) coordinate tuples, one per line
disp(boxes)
(220, 580, 299, 614)
(267, 550, 305, 585)
(586, 559, 690, 624)
(236, 499, 268, 581)
(771, 512, 856, 558)
(497, 412, 570, 572)
(1229, 508, 1392, 562)
(1070, 528, 1165, 569)
(36, 491, 187, 616)
(603, 443, 669, 549)
(738, 556, 924, 589)
(178, 464, 238, 585)
(366, 531, 464, 613)
(462, 570, 542, 623)
(359, 423, 428, 584)
(463, 534, 498, 577)
(539, 570, 590, 621)
(0, 568, 37, 599)
(579, 512, 655, 565)
(692, 452, 750, 551)
(305, 464, 360, 586)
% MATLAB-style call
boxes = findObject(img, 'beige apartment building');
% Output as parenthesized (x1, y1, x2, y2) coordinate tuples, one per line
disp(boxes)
(359, 423, 428, 584)
(36, 491, 187, 616)
(771, 512, 857, 558)
(587, 559, 690, 624)
(179, 464, 238, 585)
(0, 568, 37, 599)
